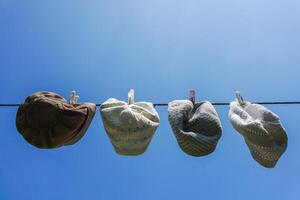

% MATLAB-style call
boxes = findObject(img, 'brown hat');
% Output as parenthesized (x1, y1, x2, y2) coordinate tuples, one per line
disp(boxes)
(16, 91, 96, 149)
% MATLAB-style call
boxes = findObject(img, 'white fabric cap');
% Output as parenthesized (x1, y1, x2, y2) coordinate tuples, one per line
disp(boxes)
(100, 98, 160, 155)
(168, 100, 222, 156)
(229, 100, 288, 168)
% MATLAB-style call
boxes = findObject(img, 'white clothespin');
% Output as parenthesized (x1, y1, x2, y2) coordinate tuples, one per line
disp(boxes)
(128, 89, 135, 105)
(235, 91, 245, 106)
(189, 89, 196, 105)
(69, 90, 79, 104)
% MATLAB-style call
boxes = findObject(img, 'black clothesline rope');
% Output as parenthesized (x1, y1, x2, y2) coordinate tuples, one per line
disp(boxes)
(154, 101, 300, 106)
(1, 101, 300, 107)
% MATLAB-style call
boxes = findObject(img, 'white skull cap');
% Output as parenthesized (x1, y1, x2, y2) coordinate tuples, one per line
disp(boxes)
(100, 89, 160, 155)
(228, 91, 288, 168)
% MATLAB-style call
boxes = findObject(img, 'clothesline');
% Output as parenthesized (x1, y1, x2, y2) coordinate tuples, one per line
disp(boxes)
(1, 101, 300, 107)
(154, 101, 300, 106)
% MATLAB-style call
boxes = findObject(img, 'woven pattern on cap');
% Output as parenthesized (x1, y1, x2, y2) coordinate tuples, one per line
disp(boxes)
(168, 100, 222, 156)
(100, 98, 160, 155)
(16, 91, 96, 149)
(229, 101, 288, 168)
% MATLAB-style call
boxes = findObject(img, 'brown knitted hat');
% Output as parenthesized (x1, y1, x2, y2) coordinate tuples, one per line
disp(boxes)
(16, 91, 96, 149)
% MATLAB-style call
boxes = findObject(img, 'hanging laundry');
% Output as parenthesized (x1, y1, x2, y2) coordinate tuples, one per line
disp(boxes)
(16, 91, 96, 149)
(100, 89, 160, 155)
(228, 91, 288, 168)
(168, 90, 222, 156)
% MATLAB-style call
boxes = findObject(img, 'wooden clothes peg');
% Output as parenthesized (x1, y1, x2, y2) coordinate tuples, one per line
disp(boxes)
(189, 89, 196, 105)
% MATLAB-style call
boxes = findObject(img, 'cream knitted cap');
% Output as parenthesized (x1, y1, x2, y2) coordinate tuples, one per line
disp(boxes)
(228, 92, 288, 168)
(100, 90, 160, 155)
(168, 100, 222, 156)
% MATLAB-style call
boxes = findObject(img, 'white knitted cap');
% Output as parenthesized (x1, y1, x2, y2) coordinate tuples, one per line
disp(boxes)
(229, 98, 288, 168)
(100, 95, 160, 155)
(168, 100, 222, 156)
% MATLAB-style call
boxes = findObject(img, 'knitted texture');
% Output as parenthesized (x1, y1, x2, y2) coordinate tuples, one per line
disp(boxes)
(229, 101, 288, 168)
(100, 98, 160, 155)
(16, 91, 96, 149)
(168, 100, 222, 156)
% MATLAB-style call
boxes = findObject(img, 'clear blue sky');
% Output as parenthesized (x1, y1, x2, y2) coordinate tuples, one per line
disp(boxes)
(0, 0, 299, 199)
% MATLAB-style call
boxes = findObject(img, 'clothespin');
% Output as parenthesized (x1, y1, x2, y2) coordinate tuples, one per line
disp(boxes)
(235, 91, 245, 106)
(189, 89, 196, 105)
(128, 89, 135, 105)
(69, 90, 79, 104)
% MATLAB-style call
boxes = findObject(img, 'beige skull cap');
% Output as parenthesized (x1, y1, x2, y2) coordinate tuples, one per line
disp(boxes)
(100, 89, 160, 156)
(228, 91, 288, 168)
(16, 91, 96, 149)
(168, 100, 222, 157)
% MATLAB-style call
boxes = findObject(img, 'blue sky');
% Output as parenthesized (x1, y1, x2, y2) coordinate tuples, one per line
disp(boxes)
(0, 0, 300, 199)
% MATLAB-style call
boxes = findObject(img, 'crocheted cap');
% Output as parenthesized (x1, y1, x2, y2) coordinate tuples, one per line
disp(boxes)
(16, 91, 96, 149)
(168, 100, 222, 157)
(100, 98, 160, 155)
(229, 100, 288, 168)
